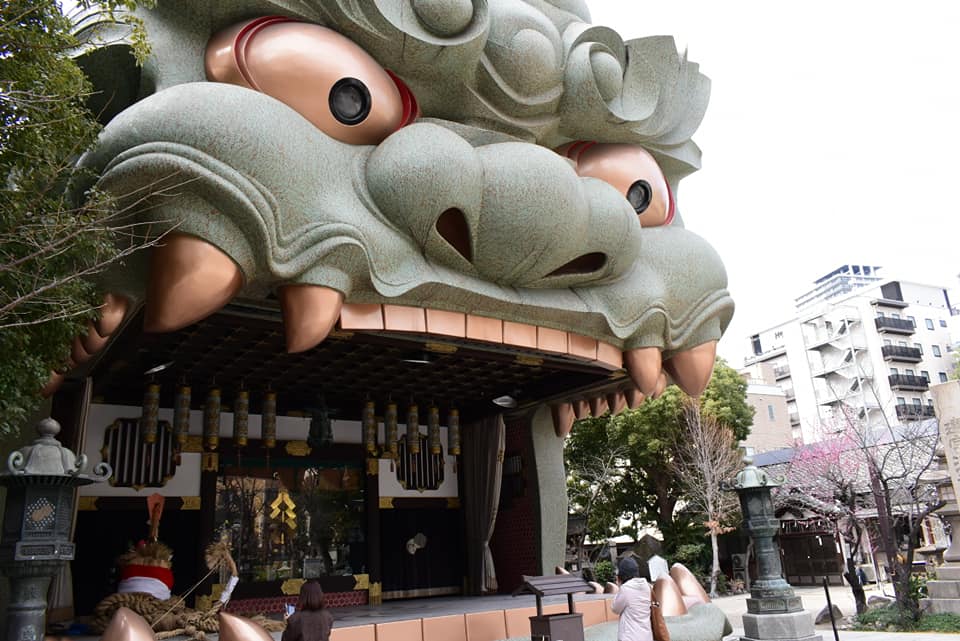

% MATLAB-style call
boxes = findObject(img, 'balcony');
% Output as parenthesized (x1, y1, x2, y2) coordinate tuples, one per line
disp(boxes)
(784, 388, 796, 400)
(881, 345, 923, 363)
(873, 297, 909, 309)
(875, 316, 915, 334)
(773, 365, 791, 380)
(789, 412, 800, 426)
(896, 404, 936, 420)
(888, 373, 929, 392)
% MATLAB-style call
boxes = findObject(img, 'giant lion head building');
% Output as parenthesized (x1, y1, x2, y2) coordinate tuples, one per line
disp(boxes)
(51, 0, 732, 615)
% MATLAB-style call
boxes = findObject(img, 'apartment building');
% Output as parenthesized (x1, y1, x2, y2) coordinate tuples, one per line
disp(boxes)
(745, 266, 954, 443)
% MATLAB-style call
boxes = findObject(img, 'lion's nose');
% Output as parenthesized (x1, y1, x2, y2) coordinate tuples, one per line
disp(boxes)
(366, 123, 641, 287)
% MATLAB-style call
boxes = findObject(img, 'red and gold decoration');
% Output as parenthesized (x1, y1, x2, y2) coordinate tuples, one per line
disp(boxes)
(140, 382, 160, 444)
(262, 390, 277, 449)
(233, 387, 249, 447)
(362, 400, 377, 455)
(428, 404, 441, 455)
(406, 404, 420, 455)
(385, 402, 398, 458)
(203, 386, 221, 451)
(447, 408, 461, 456)
(173, 383, 191, 447)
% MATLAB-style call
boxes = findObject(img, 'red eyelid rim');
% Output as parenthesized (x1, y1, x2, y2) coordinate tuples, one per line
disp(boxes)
(234, 16, 295, 91)
(386, 70, 420, 129)
(664, 180, 675, 226)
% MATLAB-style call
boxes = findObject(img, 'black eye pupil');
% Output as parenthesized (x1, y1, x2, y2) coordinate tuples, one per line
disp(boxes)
(329, 78, 371, 125)
(627, 180, 652, 214)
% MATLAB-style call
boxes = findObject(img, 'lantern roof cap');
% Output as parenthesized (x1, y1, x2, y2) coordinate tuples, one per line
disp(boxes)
(728, 456, 782, 490)
(0, 418, 111, 485)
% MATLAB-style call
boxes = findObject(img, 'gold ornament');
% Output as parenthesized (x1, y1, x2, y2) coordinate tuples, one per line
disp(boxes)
(140, 383, 160, 444)
(262, 390, 277, 449)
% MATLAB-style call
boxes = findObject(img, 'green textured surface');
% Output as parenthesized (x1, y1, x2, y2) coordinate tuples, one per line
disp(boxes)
(529, 405, 567, 573)
(77, 0, 733, 354)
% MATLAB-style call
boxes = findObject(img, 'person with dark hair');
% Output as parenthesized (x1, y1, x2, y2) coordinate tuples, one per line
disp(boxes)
(611, 557, 653, 641)
(282, 580, 334, 641)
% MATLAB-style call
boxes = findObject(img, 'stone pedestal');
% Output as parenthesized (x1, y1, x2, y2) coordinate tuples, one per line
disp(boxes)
(742, 610, 822, 641)
(926, 383, 960, 615)
(920, 511, 960, 614)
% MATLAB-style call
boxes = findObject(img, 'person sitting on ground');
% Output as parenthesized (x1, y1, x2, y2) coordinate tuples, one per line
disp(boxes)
(611, 557, 653, 641)
(282, 580, 334, 641)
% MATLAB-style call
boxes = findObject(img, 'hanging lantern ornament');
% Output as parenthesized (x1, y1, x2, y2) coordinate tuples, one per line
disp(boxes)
(233, 387, 249, 448)
(203, 386, 221, 451)
(407, 404, 420, 455)
(262, 390, 277, 449)
(173, 383, 191, 447)
(362, 401, 377, 456)
(447, 408, 461, 456)
(385, 402, 399, 459)
(428, 405, 441, 455)
(140, 382, 161, 444)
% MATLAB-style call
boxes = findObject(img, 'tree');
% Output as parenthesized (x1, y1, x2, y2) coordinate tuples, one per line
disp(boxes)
(670, 400, 742, 597)
(0, 1, 153, 443)
(780, 414, 869, 613)
(777, 403, 941, 622)
(564, 416, 631, 567)
(564, 358, 754, 560)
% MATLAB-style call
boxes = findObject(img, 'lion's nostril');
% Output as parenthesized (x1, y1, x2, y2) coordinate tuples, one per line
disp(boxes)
(548, 252, 607, 277)
(436, 208, 472, 262)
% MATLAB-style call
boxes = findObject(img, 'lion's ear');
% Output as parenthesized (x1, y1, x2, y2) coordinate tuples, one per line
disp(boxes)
(72, 17, 142, 126)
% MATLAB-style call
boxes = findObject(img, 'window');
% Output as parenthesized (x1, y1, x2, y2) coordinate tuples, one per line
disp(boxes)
(914, 343, 923, 354)
(941, 373, 949, 383)
(891, 313, 901, 319)
(883, 339, 892, 346)
(941, 320, 948, 328)
(102, 419, 177, 488)
(906, 368, 915, 376)
(897, 397, 906, 405)
(890, 367, 899, 375)
(908, 315, 916, 327)
(898, 340, 908, 347)
(767, 404, 775, 421)
(921, 371, 930, 382)
(933, 345, 942, 357)
(926, 318, 935, 330)
(913, 398, 923, 407)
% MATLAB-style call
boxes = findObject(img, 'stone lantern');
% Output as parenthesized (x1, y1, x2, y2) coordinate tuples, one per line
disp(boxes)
(0, 417, 111, 641)
(726, 457, 821, 641)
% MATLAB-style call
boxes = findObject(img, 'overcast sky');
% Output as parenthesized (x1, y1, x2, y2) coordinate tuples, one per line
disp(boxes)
(587, 0, 960, 365)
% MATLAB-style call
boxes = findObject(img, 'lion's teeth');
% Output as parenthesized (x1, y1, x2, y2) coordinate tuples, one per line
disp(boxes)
(95, 293, 129, 338)
(551, 403, 575, 437)
(279, 285, 343, 353)
(144, 233, 243, 333)
(663, 340, 717, 397)
(624, 346, 662, 397)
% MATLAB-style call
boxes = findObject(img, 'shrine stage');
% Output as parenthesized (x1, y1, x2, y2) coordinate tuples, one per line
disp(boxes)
(66, 592, 619, 641)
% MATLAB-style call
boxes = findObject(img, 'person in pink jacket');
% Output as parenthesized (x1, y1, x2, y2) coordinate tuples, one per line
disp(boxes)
(611, 557, 653, 641)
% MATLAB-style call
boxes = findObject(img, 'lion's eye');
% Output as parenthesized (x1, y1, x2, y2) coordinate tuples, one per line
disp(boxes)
(206, 18, 417, 145)
(558, 142, 674, 227)
(329, 78, 372, 125)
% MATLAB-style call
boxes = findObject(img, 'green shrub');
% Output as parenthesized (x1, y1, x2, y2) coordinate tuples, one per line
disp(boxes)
(853, 604, 911, 631)
(593, 559, 615, 584)
(853, 604, 960, 632)
(915, 613, 960, 632)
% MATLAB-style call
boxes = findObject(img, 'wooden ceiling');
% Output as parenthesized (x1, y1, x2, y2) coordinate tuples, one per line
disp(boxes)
(88, 301, 617, 421)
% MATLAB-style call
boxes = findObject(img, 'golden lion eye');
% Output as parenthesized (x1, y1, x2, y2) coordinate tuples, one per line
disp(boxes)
(558, 142, 674, 227)
(206, 18, 417, 145)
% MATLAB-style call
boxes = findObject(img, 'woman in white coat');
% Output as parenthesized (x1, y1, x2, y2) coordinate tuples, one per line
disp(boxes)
(611, 557, 653, 641)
